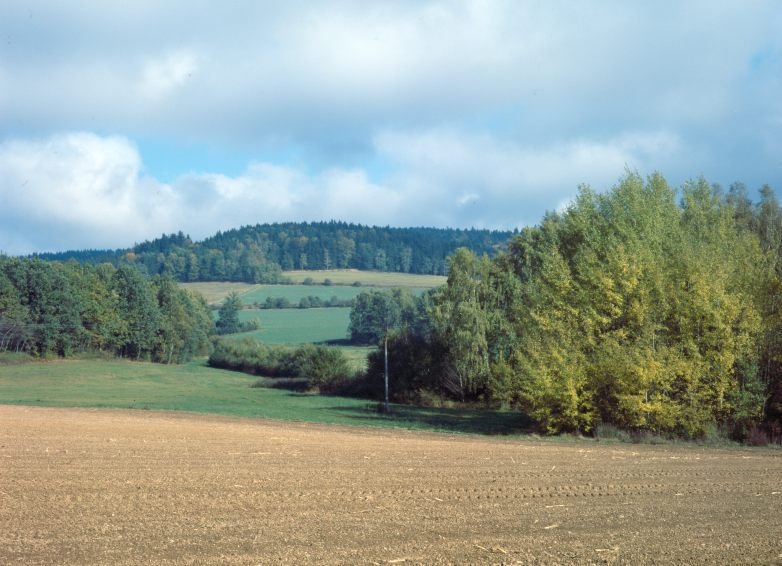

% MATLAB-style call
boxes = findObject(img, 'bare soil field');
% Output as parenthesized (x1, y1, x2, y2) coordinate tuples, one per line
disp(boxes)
(1, 406, 781, 565)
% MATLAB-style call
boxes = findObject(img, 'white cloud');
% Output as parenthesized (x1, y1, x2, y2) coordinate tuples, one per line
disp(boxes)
(0, 2, 780, 252)
(171, 164, 405, 233)
(375, 128, 682, 194)
(3, 1, 778, 147)
(0, 124, 759, 255)
(0, 133, 176, 253)
(138, 50, 198, 100)
(0, 133, 405, 254)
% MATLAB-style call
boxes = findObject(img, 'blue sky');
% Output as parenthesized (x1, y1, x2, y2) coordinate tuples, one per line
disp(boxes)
(1, 1, 781, 254)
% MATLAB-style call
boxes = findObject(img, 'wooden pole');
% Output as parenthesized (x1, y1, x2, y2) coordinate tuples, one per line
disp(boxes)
(384, 331, 389, 413)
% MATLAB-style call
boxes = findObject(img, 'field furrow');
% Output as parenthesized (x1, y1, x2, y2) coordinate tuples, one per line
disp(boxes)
(1, 405, 780, 564)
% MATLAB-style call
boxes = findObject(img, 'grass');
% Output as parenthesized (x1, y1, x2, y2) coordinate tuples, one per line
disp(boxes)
(182, 271, 446, 307)
(0, 359, 531, 435)
(334, 345, 375, 372)
(180, 282, 256, 305)
(283, 270, 446, 288)
(230, 307, 370, 371)
(238, 284, 363, 305)
(0, 352, 35, 365)
(233, 307, 351, 344)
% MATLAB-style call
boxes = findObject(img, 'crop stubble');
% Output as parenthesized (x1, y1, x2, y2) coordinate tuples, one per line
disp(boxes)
(1, 405, 781, 564)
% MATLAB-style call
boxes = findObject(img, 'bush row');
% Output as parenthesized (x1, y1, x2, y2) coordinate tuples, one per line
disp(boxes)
(247, 296, 354, 310)
(208, 338, 352, 389)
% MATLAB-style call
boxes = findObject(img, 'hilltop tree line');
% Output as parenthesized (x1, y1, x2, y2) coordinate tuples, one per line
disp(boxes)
(36, 222, 513, 283)
(0, 258, 213, 362)
(350, 174, 782, 441)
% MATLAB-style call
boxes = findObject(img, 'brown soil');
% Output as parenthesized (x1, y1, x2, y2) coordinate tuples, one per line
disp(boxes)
(1, 405, 781, 565)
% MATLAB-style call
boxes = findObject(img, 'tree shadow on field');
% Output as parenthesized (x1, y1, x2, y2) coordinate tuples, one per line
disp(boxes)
(252, 376, 310, 392)
(327, 404, 536, 436)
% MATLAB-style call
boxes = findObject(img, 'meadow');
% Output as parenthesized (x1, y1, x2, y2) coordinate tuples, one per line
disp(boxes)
(239, 284, 362, 305)
(181, 270, 446, 307)
(182, 282, 363, 306)
(0, 359, 526, 434)
(283, 269, 447, 288)
(184, 272, 443, 371)
(235, 307, 351, 345)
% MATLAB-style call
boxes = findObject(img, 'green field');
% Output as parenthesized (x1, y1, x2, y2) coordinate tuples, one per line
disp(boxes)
(182, 274, 443, 307)
(235, 307, 352, 344)
(180, 282, 255, 305)
(0, 359, 528, 435)
(239, 284, 362, 305)
(283, 269, 447, 288)
(181, 282, 362, 306)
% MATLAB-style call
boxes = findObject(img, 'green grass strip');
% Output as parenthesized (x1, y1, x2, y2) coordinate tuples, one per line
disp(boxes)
(0, 359, 529, 435)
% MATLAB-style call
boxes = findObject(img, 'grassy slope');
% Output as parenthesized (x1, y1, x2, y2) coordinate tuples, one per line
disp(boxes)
(179, 282, 254, 304)
(3, 271, 511, 434)
(182, 271, 446, 306)
(235, 308, 351, 344)
(239, 284, 362, 304)
(0, 359, 529, 435)
(185, 272, 441, 365)
(283, 269, 446, 288)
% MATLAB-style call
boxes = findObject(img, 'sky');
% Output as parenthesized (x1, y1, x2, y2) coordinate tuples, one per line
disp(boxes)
(1, 1, 781, 255)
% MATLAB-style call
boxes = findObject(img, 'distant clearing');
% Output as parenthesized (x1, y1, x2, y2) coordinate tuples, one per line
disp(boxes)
(283, 269, 446, 288)
(182, 282, 362, 306)
(180, 281, 255, 304)
(234, 307, 351, 345)
(181, 270, 445, 306)
(2, 405, 780, 564)
(238, 284, 363, 305)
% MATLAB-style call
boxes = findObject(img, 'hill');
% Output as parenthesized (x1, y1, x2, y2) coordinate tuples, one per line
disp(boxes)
(35, 221, 514, 283)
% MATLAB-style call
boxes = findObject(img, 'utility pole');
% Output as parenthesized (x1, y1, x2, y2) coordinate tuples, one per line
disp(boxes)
(383, 329, 389, 413)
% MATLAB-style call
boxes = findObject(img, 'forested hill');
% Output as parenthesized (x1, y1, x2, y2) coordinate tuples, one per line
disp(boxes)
(35, 222, 514, 283)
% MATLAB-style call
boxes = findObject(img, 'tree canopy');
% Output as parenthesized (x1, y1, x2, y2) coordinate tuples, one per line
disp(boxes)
(216, 292, 242, 335)
(35, 222, 513, 282)
(348, 289, 417, 345)
(0, 258, 213, 363)
(365, 173, 782, 441)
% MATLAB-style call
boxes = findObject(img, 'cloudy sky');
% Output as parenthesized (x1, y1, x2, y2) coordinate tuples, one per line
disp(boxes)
(1, 1, 781, 254)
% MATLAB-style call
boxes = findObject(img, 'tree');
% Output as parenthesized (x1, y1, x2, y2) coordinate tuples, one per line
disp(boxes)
(349, 289, 415, 345)
(21, 260, 83, 357)
(153, 276, 213, 363)
(0, 266, 29, 353)
(111, 265, 160, 360)
(465, 172, 772, 437)
(431, 248, 492, 402)
(216, 292, 242, 335)
(349, 289, 416, 410)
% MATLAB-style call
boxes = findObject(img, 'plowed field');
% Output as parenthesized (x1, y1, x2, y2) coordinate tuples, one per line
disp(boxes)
(1, 405, 781, 564)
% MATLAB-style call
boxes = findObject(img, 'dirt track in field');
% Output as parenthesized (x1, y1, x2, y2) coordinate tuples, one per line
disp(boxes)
(1, 406, 781, 565)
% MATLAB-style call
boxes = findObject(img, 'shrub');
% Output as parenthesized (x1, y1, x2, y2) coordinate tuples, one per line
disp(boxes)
(264, 297, 291, 309)
(208, 338, 352, 390)
(287, 344, 352, 390)
(747, 426, 769, 446)
(593, 423, 632, 443)
(239, 319, 261, 332)
(0, 352, 34, 365)
(365, 331, 447, 402)
(629, 430, 670, 445)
